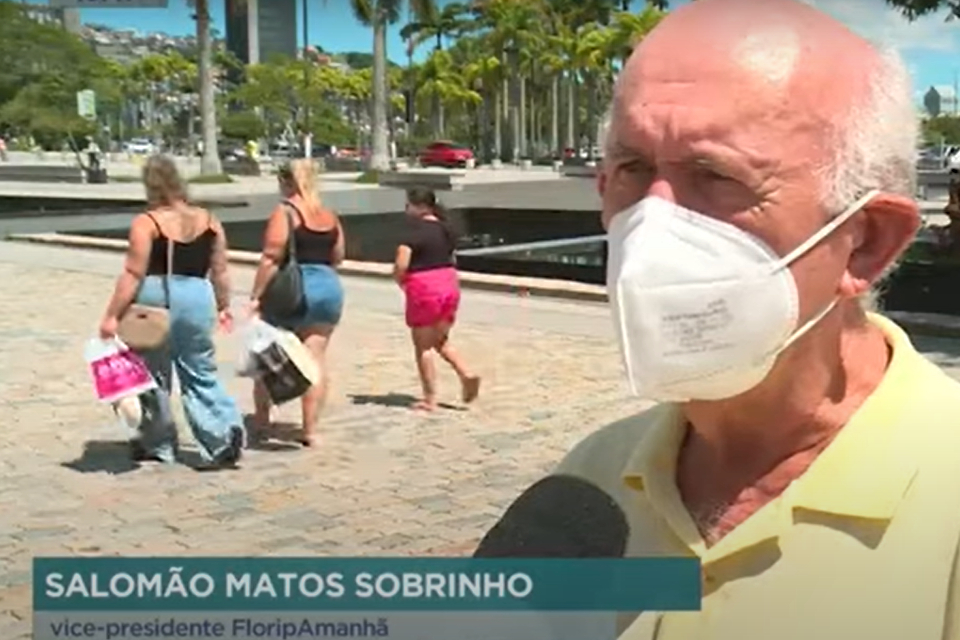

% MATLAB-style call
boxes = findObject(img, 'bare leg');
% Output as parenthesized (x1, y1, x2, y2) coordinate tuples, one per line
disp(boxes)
(411, 326, 439, 411)
(296, 324, 334, 446)
(435, 322, 480, 404)
(251, 379, 272, 429)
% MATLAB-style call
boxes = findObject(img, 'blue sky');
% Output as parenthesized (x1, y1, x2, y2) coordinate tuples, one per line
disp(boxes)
(31, 0, 960, 104)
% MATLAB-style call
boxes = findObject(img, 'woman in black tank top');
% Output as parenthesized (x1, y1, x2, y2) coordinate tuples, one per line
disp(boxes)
(394, 188, 480, 412)
(98, 155, 244, 469)
(248, 159, 345, 446)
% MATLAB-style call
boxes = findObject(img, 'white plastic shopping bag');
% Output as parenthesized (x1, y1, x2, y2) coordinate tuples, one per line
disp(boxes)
(238, 318, 319, 404)
(84, 337, 157, 404)
(237, 318, 282, 378)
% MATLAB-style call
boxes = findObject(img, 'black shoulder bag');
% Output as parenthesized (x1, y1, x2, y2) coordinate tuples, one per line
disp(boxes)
(259, 201, 305, 319)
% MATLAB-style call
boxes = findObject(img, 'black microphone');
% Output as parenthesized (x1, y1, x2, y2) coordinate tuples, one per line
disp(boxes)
(473, 474, 629, 558)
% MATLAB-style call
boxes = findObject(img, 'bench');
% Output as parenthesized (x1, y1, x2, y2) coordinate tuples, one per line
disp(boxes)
(918, 170, 953, 201)
(377, 169, 466, 191)
(0, 164, 89, 184)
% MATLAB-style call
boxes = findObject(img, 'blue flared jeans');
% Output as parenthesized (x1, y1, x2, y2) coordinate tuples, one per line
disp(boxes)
(133, 275, 242, 463)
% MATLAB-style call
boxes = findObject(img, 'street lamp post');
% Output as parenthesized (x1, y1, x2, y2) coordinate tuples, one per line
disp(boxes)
(302, 0, 312, 159)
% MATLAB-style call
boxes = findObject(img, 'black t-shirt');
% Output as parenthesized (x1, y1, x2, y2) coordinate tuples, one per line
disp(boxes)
(400, 217, 455, 273)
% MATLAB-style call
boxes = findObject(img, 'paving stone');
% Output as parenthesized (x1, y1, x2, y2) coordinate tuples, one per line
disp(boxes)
(0, 572, 30, 589)
(5, 244, 960, 624)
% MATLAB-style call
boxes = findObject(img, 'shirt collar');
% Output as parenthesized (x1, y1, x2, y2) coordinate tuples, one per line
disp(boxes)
(621, 313, 922, 556)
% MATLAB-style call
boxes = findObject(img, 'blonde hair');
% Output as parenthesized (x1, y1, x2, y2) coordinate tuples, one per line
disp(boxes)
(282, 159, 321, 211)
(142, 154, 188, 208)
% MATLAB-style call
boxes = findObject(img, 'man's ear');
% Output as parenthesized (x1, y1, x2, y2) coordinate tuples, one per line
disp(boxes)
(597, 167, 607, 197)
(839, 193, 919, 297)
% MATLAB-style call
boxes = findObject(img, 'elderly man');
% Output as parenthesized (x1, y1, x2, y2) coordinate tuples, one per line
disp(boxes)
(537, 0, 960, 638)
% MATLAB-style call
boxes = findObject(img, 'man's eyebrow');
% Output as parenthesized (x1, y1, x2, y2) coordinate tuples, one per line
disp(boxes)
(607, 140, 644, 159)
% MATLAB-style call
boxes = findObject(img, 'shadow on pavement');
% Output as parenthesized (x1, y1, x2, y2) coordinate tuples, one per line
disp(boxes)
(243, 414, 304, 452)
(347, 392, 464, 412)
(348, 392, 419, 408)
(61, 440, 140, 475)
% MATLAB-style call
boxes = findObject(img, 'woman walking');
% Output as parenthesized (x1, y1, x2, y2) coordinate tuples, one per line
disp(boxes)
(249, 160, 345, 447)
(98, 155, 244, 467)
(395, 188, 480, 411)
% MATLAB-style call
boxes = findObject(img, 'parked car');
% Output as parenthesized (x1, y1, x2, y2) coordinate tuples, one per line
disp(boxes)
(420, 141, 474, 168)
(124, 138, 154, 155)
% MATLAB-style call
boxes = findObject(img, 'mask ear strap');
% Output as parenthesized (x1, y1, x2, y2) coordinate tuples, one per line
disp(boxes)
(776, 189, 880, 268)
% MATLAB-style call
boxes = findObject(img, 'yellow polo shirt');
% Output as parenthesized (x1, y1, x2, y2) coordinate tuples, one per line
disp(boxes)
(555, 314, 960, 640)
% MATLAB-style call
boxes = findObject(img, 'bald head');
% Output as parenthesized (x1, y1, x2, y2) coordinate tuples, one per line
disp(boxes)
(604, 0, 917, 214)
(629, 0, 880, 130)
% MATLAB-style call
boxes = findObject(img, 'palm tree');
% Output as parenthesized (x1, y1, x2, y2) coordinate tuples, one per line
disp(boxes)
(415, 48, 481, 138)
(403, 0, 470, 51)
(194, 0, 221, 174)
(605, 7, 665, 65)
(402, 0, 470, 138)
(457, 36, 501, 159)
(350, 0, 404, 171)
(470, 0, 547, 162)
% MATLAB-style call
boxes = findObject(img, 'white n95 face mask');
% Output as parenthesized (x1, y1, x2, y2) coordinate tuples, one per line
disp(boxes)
(606, 190, 879, 402)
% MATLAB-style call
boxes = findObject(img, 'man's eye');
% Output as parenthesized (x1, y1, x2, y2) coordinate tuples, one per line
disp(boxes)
(698, 168, 735, 183)
(621, 160, 653, 175)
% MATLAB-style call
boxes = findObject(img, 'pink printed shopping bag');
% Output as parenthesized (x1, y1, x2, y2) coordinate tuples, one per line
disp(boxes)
(84, 338, 157, 404)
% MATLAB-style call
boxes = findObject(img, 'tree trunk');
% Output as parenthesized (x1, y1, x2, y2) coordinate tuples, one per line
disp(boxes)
(565, 71, 576, 150)
(369, 16, 390, 171)
(196, 0, 221, 175)
(551, 75, 559, 156)
(587, 73, 597, 160)
(493, 89, 502, 160)
(519, 76, 527, 157)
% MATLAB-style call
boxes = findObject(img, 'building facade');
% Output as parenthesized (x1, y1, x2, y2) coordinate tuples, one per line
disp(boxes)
(25, 1, 81, 34)
(225, 0, 297, 65)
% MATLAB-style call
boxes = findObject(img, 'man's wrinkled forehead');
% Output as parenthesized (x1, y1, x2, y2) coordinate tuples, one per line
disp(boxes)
(610, 0, 875, 153)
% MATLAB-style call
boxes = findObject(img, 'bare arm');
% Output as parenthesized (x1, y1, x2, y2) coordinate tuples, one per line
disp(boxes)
(331, 218, 346, 266)
(393, 245, 412, 285)
(208, 215, 232, 311)
(102, 214, 154, 321)
(250, 205, 290, 304)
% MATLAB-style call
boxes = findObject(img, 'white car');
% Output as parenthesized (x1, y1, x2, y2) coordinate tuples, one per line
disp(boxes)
(125, 138, 155, 155)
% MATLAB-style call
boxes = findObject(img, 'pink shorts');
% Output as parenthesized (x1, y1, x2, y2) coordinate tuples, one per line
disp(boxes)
(404, 267, 460, 328)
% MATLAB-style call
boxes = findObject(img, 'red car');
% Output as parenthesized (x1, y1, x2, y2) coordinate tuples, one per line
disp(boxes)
(419, 141, 474, 168)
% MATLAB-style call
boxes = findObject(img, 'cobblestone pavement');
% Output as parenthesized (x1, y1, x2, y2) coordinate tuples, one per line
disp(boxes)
(2, 243, 960, 637)
(0, 242, 652, 636)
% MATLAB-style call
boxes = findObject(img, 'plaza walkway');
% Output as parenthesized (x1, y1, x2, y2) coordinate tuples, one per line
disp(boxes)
(3, 241, 960, 637)
(0, 241, 653, 637)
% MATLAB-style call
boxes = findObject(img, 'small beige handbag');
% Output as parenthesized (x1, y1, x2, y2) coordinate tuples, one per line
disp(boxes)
(118, 233, 172, 350)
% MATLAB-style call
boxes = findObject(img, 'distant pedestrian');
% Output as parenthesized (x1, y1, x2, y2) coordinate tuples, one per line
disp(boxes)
(395, 188, 480, 411)
(0, 137, 8, 162)
(248, 159, 345, 447)
(98, 154, 244, 468)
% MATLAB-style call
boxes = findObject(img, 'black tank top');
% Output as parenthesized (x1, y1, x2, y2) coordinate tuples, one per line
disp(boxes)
(288, 201, 338, 265)
(145, 213, 215, 277)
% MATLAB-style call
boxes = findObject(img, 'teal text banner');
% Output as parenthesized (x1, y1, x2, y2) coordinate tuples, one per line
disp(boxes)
(33, 557, 701, 612)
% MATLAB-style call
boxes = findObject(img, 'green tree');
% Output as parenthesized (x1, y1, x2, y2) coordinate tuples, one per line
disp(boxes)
(402, 0, 470, 138)
(885, 0, 960, 17)
(0, 3, 118, 146)
(350, 0, 404, 171)
(923, 116, 960, 144)
(402, 1, 470, 51)
(220, 110, 266, 140)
